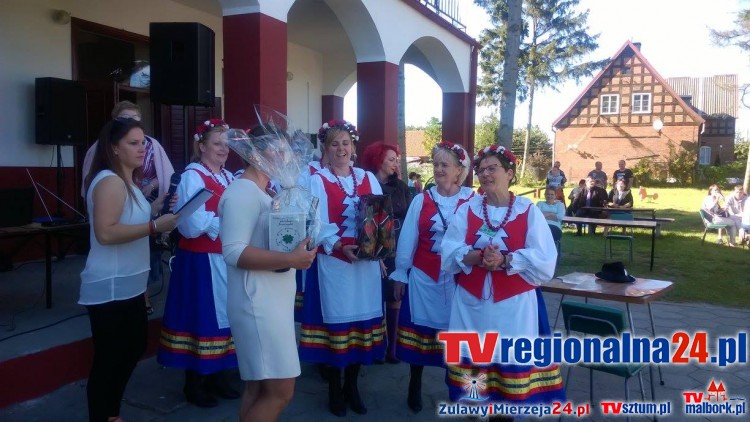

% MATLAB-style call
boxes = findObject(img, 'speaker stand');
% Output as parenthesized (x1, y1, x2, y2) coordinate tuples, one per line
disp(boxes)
(55, 144, 64, 217)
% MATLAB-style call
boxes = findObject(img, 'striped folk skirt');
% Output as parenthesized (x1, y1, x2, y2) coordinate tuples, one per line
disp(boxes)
(298, 263, 385, 368)
(157, 249, 237, 374)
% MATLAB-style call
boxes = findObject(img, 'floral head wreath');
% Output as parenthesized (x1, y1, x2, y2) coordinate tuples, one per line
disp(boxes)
(194, 118, 229, 142)
(434, 141, 470, 168)
(317, 119, 360, 143)
(473, 144, 517, 169)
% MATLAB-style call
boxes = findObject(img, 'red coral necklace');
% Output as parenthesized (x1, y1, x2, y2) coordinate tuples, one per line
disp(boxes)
(482, 192, 515, 231)
(331, 166, 358, 198)
(200, 161, 230, 186)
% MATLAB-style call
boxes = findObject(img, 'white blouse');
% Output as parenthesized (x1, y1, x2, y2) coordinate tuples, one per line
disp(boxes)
(79, 170, 150, 305)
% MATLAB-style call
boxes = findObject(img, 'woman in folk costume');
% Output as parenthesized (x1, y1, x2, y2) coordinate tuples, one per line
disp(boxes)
(298, 120, 385, 417)
(441, 144, 565, 404)
(360, 141, 412, 364)
(390, 141, 474, 412)
(158, 119, 240, 408)
(293, 135, 329, 321)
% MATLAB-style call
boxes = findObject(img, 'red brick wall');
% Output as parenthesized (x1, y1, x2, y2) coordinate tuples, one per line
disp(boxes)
(553, 124, 700, 184)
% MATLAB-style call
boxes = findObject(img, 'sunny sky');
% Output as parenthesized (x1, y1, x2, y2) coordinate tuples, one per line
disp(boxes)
(344, 0, 750, 139)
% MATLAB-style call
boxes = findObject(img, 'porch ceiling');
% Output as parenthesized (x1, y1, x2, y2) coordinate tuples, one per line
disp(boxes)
(170, 0, 222, 15)
(287, 0, 355, 60)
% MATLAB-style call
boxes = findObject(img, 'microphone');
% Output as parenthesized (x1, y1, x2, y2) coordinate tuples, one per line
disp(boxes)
(160, 173, 181, 215)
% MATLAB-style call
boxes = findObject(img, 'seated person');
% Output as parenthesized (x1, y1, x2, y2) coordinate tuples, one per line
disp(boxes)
(537, 187, 565, 242)
(702, 184, 737, 246)
(607, 179, 634, 209)
(725, 185, 746, 237)
(566, 179, 585, 217)
(573, 177, 608, 235)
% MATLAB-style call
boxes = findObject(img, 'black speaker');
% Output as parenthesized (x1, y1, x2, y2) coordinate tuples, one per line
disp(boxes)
(150, 22, 215, 106)
(35, 77, 87, 146)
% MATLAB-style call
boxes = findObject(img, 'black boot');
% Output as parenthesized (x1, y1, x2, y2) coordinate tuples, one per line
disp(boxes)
(328, 367, 346, 417)
(183, 370, 218, 408)
(343, 364, 367, 414)
(407, 364, 423, 413)
(207, 371, 241, 399)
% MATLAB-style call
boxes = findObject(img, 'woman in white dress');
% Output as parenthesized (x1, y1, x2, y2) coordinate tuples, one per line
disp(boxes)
(441, 144, 566, 404)
(220, 133, 316, 421)
(390, 141, 474, 412)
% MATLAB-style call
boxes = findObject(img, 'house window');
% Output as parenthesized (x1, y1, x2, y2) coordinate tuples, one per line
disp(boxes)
(699, 146, 711, 165)
(632, 93, 651, 113)
(600, 94, 619, 115)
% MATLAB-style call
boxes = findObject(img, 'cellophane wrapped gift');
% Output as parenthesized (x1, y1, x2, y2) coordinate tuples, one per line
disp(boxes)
(355, 194, 395, 260)
(225, 106, 320, 252)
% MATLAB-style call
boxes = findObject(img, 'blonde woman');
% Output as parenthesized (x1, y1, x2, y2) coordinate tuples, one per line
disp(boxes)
(158, 119, 239, 407)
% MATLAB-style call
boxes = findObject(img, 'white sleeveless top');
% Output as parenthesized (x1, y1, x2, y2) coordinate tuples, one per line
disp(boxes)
(79, 170, 150, 305)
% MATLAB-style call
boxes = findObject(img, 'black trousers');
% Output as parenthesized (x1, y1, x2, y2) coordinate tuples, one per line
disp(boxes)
(86, 294, 148, 421)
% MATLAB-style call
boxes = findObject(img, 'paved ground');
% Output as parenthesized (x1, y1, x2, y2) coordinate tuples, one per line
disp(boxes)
(1, 255, 749, 421)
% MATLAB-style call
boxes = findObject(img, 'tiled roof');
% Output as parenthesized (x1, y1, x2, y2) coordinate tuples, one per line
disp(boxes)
(405, 130, 429, 157)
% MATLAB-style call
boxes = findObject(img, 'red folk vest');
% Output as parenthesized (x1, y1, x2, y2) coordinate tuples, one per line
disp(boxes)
(456, 203, 536, 302)
(319, 171, 373, 263)
(413, 191, 473, 281)
(178, 169, 226, 254)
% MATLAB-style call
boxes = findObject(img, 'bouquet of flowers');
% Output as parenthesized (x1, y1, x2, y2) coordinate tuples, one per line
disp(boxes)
(226, 106, 319, 252)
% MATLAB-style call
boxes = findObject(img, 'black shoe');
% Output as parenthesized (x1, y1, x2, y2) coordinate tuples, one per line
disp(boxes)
(207, 372, 241, 400)
(343, 365, 367, 414)
(184, 371, 218, 408)
(407, 379, 422, 413)
(343, 386, 367, 414)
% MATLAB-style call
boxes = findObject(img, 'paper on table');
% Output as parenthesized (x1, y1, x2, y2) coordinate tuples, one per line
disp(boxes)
(174, 188, 214, 223)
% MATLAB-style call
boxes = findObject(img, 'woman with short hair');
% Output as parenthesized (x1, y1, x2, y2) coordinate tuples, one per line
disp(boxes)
(441, 144, 566, 404)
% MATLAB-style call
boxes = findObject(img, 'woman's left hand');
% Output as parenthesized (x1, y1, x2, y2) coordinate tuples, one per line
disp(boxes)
(379, 260, 387, 277)
(342, 244, 360, 262)
(481, 245, 502, 271)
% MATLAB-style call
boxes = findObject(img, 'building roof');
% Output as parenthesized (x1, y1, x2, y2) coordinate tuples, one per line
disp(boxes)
(552, 40, 705, 129)
(666, 75, 739, 118)
(405, 130, 429, 157)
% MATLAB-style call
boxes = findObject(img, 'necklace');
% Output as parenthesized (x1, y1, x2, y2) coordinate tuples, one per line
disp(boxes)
(200, 161, 229, 186)
(331, 166, 358, 198)
(481, 192, 515, 231)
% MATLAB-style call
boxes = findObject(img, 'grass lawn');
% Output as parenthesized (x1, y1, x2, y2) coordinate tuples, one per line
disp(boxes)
(516, 185, 750, 308)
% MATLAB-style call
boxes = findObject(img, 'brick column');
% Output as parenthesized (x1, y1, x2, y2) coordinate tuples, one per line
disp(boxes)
(321, 95, 344, 122)
(223, 13, 287, 129)
(356, 61, 399, 153)
(442, 92, 470, 146)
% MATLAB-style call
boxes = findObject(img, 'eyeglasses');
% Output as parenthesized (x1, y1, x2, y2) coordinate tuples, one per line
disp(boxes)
(475, 164, 501, 176)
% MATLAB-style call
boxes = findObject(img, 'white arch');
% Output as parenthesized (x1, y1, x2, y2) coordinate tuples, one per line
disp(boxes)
(324, 0, 385, 63)
(362, 0, 471, 92)
(402, 36, 464, 93)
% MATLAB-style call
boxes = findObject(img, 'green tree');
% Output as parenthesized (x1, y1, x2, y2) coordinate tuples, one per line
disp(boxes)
(711, 10, 750, 191)
(422, 117, 442, 154)
(475, 0, 608, 177)
(735, 135, 749, 162)
(511, 126, 551, 159)
(474, 115, 501, 151)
